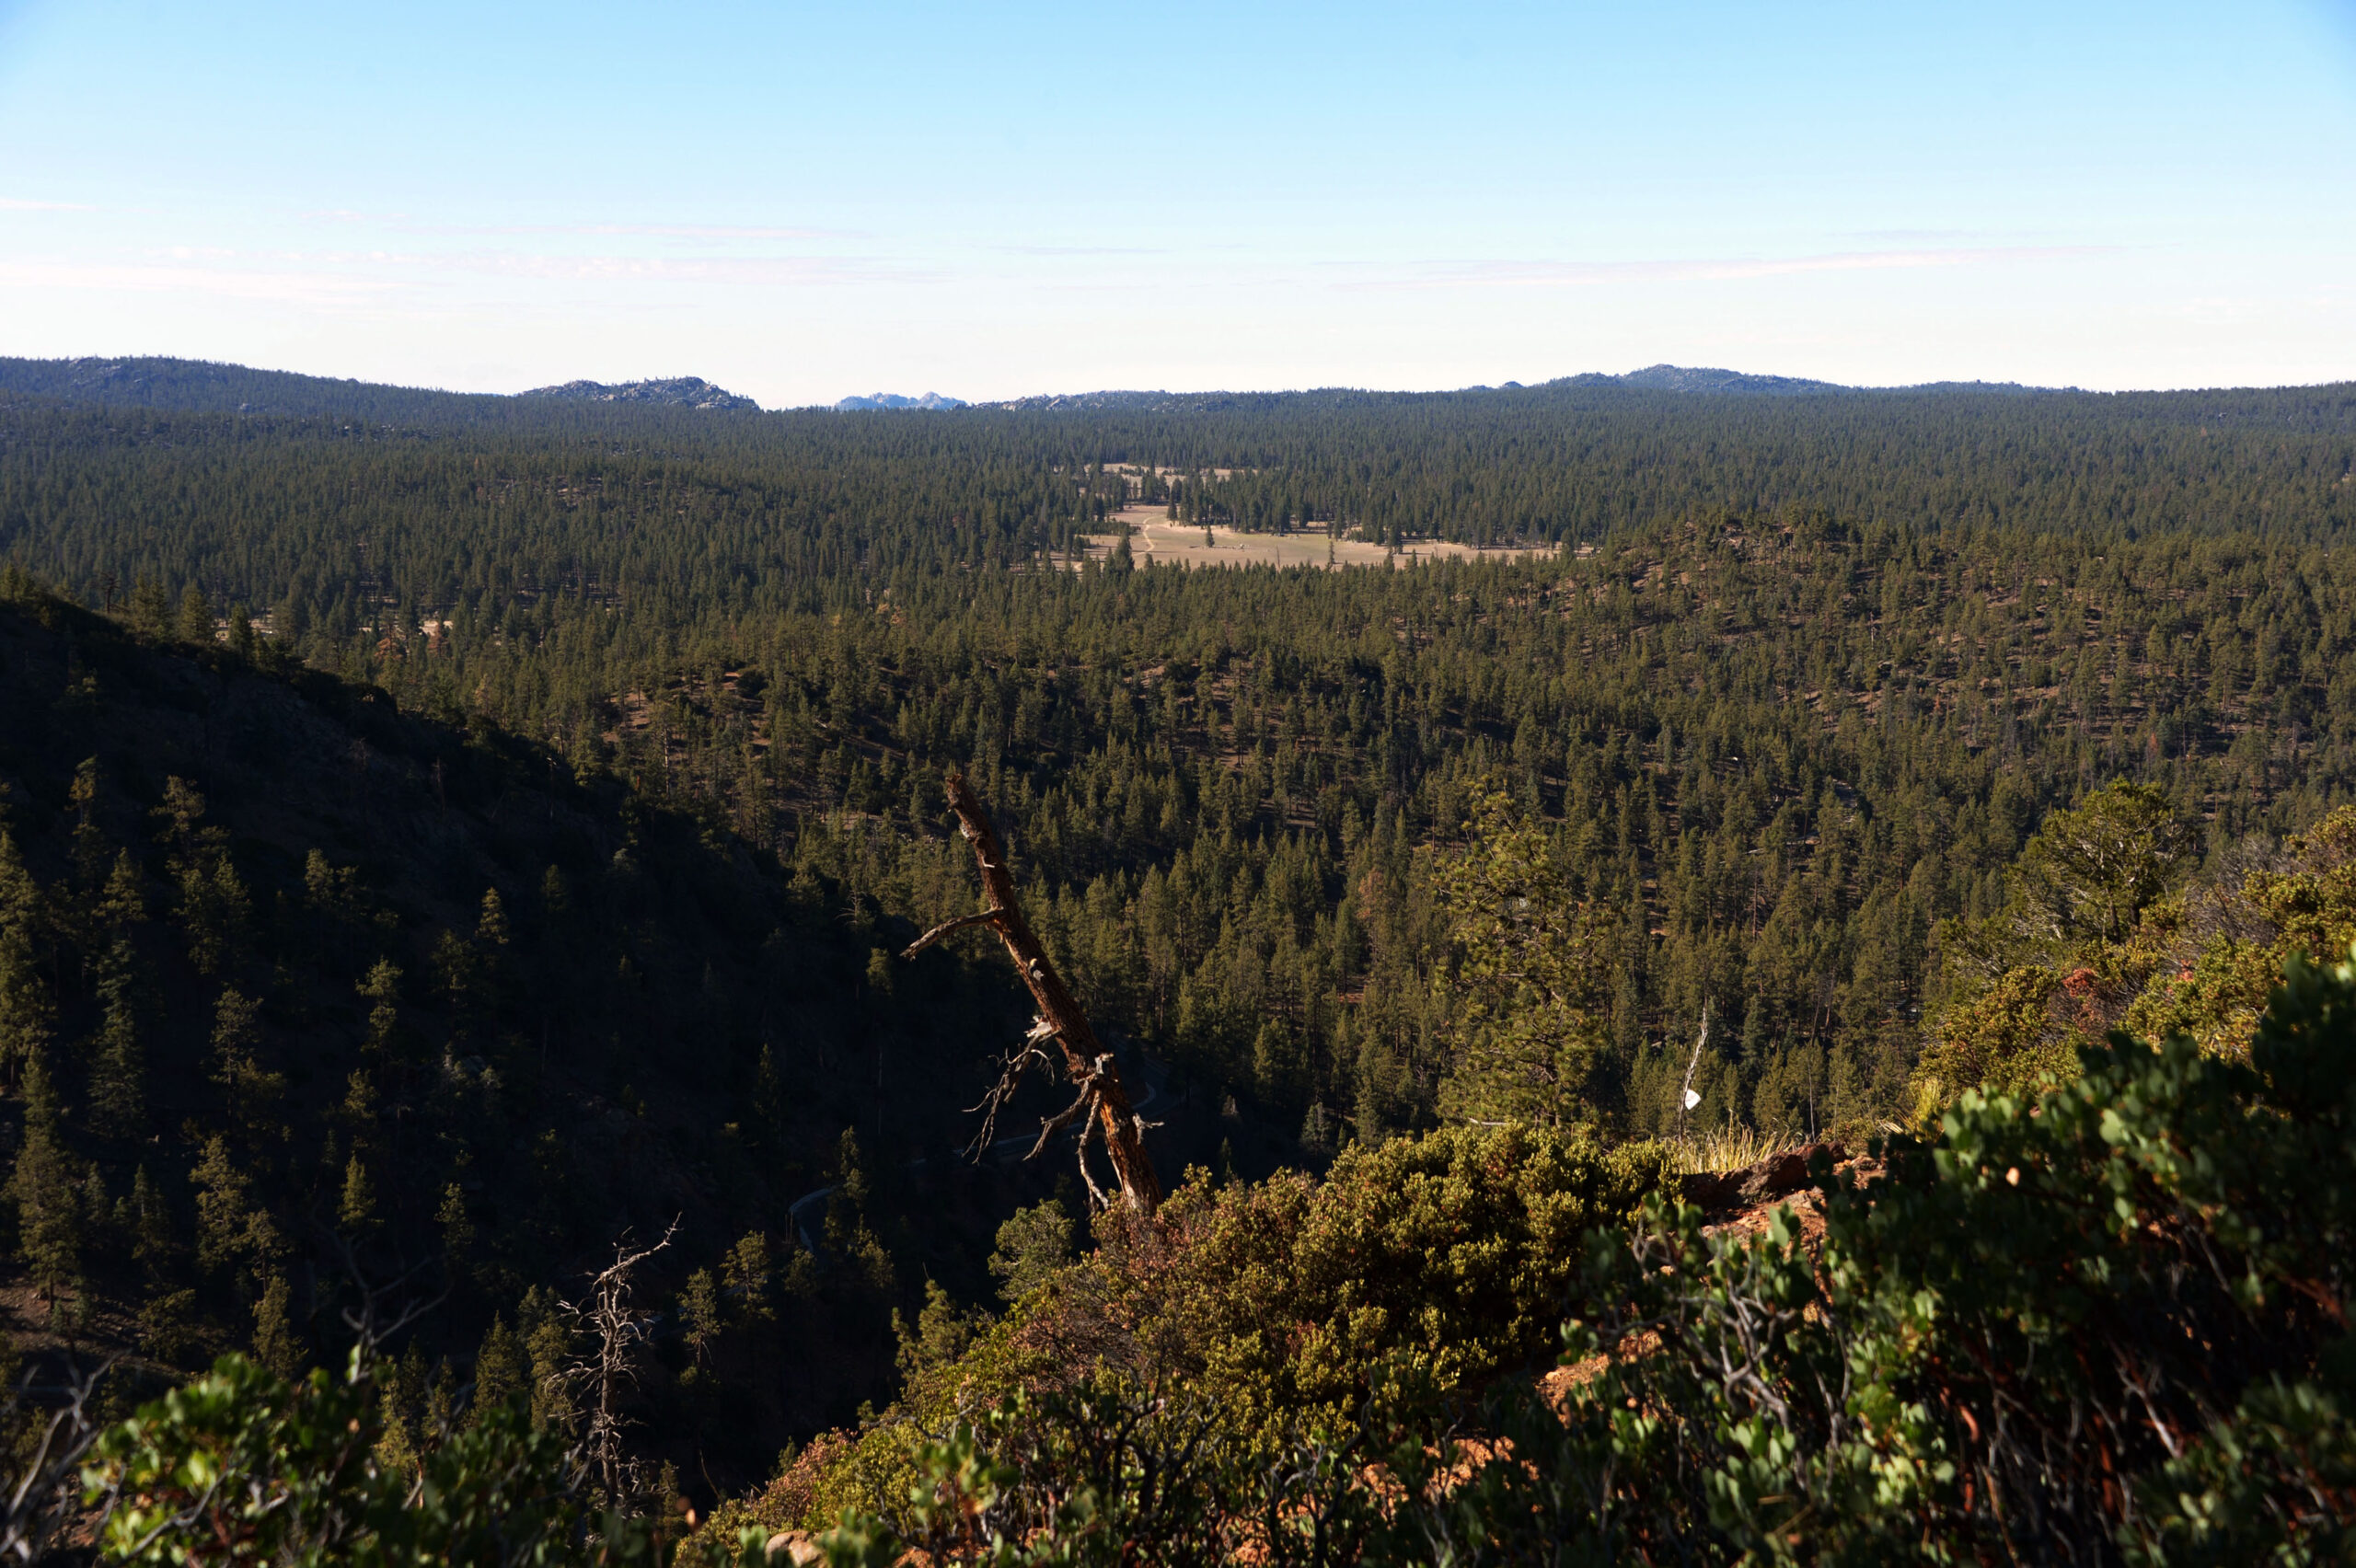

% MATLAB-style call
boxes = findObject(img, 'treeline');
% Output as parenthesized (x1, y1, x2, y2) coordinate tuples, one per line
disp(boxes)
(5, 363, 2353, 603)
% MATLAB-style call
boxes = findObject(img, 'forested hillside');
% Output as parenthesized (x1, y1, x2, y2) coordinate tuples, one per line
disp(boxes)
(3, 364, 2356, 1555)
(0, 569, 1164, 1499)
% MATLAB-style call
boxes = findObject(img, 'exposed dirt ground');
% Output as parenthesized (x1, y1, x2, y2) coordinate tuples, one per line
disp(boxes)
(1080, 506, 1555, 571)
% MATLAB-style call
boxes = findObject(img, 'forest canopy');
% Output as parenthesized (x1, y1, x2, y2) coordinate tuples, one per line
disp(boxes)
(1, 362, 2353, 1559)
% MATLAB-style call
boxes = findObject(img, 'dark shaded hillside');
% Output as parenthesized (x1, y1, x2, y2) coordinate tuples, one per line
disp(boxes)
(0, 571, 1094, 1490)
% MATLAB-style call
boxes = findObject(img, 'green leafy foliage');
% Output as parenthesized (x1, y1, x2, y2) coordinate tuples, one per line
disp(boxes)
(822, 948, 2356, 1562)
(1438, 949, 2356, 1561)
(814, 1389, 1382, 1567)
(1919, 779, 2190, 1111)
(87, 1349, 769, 1566)
(787, 1122, 1675, 1535)
(1072, 1124, 1674, 1436)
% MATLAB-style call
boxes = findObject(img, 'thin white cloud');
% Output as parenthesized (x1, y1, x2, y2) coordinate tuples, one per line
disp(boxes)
(0, 245, 910, 302)
(1374, 246, 2119, 290)
(0, 259, 402, 304)
(283, 248, 907, 284)
(549, 223, 844, 241)
(998, 244, 1169, 257)
(447, 249, 905, 283)
(0, 197, 95, 212)
(300, 210, 845, 242)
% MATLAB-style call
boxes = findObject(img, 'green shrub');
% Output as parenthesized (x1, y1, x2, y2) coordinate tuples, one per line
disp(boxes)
(827, 948, 2356, 1562)
(1052, 1123, 1677, 1435)
(1417, 945, 2356, 1563)
(85, 1350, 768, 1566)
(793, 1122, 1675, 1531)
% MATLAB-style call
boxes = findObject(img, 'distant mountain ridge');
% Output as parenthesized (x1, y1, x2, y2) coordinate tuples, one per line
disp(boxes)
(1564, 363, 2048, 397)
(987, 390, 1178, 412)
(0, 357, 759, 422)
(833, 391, 967, 411)
(7, 356, 2339, 432)
(522, 375, 758, 411)
(978, 368, 2052, 410)
(0, 355, 511, 421)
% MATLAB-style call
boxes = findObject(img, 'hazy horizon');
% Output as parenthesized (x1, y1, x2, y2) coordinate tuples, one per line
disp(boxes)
(16, 352, 2356, 413)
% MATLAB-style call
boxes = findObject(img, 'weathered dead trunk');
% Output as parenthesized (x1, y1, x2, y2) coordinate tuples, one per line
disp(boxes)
(904, 773, 1164, 1214)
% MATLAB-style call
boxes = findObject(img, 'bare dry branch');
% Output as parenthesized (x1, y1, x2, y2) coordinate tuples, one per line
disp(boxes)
(558, 1216, 679, 1505)
(916, 774, 1164, 1212)
(5, 1357, 114, 1562)
(1027, 1078, 1102, 1161)
(964, 1040, 1055, 1157)
(335, 1234, 449, 1361)
(901, 909, 1005, 961)
(1073, 1117, 1113, 1211)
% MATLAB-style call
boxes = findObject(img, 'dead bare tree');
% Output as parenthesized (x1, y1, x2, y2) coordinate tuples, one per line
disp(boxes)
(558, 1218, 678, 1505)
(1, 1358, 113, 1562)
(904, 774, 1164, 1214)
(1676, 1001, 1711, 1143)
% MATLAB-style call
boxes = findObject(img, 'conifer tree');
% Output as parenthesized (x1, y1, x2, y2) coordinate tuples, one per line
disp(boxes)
(126, 1164, 170, 1278)
(679, 1269, 722, 1371)
(251, 1273, 299, 1378)
(358, 962, 402, 1061)
(337, 1068, 380, 1149)
(472, 889, 511, 1011)
(472, 1314, 523, 1419)
(191, 1134, 277, 1281)
(66, 758, 107, 922)
(1429, 787, 1613, 1132)
(338, 1155, 377, 1237)
(0, 830, 52, 1084)
(125, 577, 167, 638)
(7, 1054, 90, 1320)
(87, 938, 146, 1137)
(723, 1231, 777, 1327)
(437, 1182, 475, 1279)
(517, 1286, 576, 1435)
(97, 848, 145, 932)
(176, 583, 213, 644)
(153, 778, 248, 975)
(210, 988, 284, 1146)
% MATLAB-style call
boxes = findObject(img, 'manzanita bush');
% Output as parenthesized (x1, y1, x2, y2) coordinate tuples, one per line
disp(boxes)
(821, 950, 2356, 1564)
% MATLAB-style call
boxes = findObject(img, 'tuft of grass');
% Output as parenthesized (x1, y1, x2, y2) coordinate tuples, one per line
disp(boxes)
(1670, 1121, 1780, 1175)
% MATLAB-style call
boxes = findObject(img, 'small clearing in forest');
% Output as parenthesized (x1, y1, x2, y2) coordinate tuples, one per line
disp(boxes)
(1080, 505, 1552, 571)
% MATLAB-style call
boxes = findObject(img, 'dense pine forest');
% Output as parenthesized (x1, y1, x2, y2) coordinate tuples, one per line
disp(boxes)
(1, 361, 2354, 1560)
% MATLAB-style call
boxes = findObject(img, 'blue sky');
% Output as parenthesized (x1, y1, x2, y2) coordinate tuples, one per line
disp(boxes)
(2, 0, 2352, 405)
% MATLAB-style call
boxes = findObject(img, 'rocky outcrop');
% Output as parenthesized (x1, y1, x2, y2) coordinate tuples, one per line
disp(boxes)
(521, 376, 757, 411)
(1677, 1142, 1847, 1213)
(833, 391, 967, 411)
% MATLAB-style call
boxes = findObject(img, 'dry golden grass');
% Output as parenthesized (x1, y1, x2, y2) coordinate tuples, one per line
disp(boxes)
(1669, 1122, 1783, 1175)
(1080, 507, 1553, 571)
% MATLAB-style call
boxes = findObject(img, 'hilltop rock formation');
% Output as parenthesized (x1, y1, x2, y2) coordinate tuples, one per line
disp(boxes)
(833, 391, 967, 411)
(521, 375, 757, 411)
